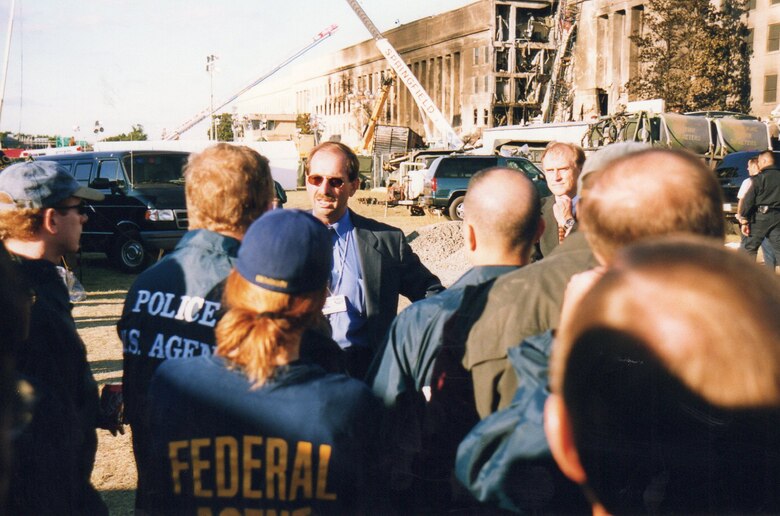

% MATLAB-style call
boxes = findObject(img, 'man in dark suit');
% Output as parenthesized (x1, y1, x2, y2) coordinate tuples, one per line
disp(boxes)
(538, 142, 585, 257)
(306, 142, 443, 378)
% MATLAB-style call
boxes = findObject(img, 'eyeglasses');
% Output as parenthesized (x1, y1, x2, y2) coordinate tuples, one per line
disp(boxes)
(53, 203, 90, 216)
(307, 175, 346, 189)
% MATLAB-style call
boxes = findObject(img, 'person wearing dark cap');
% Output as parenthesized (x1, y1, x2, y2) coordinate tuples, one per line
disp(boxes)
(0, 161, 109, 514)
(146, 209, 382, 515)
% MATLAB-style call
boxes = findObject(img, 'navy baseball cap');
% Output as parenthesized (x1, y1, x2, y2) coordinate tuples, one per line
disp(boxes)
(0, 161, 104, 209)
(236, 209, 332, 294)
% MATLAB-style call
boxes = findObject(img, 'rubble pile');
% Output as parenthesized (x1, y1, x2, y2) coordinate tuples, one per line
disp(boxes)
(409, 221, 469, 287)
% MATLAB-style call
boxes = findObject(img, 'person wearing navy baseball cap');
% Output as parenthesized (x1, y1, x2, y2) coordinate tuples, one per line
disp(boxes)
(146, 209, 383, 514)
(0, 161, 108, 514)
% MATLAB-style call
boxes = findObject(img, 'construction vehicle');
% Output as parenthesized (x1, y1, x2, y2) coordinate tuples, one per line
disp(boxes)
(164, 24, 338, 141)
(355, 75, 394, 155)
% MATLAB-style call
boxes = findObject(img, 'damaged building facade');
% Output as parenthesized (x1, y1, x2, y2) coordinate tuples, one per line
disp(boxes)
(271, 0, 575, 147)
(246, 0, 773, 147)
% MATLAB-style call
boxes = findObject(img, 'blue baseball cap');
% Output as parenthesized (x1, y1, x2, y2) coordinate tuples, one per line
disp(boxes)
(236, 209, 332, 294)
(0, 161, 104, 209)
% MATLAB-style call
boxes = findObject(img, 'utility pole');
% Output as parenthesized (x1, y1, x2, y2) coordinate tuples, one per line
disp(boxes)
(206, 54, 218, 140)
(0, 0, 16, 133)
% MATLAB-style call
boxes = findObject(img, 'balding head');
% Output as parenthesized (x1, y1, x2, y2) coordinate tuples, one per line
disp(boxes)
(758, 150, 776, 170)
(579, 149, 724, 264)
(547, 236, 780, 513)
(463, 167, 541, 265)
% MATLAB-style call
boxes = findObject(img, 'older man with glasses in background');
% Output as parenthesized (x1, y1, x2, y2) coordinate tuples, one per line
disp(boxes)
(305, 141, 443, 378)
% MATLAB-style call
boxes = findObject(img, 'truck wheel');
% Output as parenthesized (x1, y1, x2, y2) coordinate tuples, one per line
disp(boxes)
(448, 196, 465, 221)
(110, 233, 150, 274)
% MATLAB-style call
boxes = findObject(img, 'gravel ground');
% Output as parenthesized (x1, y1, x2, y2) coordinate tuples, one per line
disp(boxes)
(408, 220, 468, 287)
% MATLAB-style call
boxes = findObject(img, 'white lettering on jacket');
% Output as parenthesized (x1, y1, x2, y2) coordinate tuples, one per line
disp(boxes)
(130, 289, 220, 328)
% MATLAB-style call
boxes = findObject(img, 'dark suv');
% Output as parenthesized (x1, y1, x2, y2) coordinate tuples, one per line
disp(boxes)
(422, 155, 550, 220)
(35, 151, 189, 273)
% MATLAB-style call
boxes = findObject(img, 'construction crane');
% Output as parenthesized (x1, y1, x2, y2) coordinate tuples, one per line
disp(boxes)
(345, 0, 463, 149)
(164, 24, 338, 141)
(355, 75, 394, 154)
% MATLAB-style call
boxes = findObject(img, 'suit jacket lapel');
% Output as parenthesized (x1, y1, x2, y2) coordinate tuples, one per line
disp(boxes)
(350, 211, 380, 317)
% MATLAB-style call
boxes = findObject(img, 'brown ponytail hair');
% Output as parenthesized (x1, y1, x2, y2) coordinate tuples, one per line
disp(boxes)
(215, 269, 327, 386)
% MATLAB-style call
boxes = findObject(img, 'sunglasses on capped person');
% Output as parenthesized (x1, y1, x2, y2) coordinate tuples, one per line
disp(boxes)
(307, 175, 348, 188)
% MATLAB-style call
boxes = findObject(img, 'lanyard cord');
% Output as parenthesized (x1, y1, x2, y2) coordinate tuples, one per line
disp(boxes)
(328, 228, 351, 296)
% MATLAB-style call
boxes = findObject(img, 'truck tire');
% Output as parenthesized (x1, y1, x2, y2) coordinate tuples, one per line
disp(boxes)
(110, 233, 150, 274)
(448, 196, 465, 221)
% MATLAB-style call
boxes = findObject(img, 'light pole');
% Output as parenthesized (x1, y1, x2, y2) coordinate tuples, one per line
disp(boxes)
(206, 54, 219, 140)
(93, 120, 104, 146)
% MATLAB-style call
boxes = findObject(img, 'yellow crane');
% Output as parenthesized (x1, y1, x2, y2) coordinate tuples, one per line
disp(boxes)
(355, 75, 394, 154)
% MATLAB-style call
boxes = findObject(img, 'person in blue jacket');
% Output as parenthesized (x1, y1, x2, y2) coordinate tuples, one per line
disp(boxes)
(146, 209, 382, 515)
(118, 143, 276, 513)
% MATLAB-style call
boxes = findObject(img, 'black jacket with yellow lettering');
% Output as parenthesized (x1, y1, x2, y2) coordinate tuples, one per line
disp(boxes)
(147, 356, 382, 515)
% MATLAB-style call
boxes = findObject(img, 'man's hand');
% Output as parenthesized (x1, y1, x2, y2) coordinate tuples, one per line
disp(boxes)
(740, 221, 751, 237)
(552, 195, 573, 227)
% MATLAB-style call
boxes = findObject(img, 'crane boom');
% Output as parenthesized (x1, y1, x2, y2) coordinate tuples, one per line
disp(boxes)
(164, 24, 338, 141)
(356, 75, 394, 154)
(345, 0, 463, 149)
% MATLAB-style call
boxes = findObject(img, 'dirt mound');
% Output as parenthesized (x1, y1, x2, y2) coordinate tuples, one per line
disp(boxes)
(409, 221, 468, 287)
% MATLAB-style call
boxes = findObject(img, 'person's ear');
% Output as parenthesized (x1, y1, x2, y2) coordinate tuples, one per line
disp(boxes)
(42, 208, 59, 235)
(464, 221, 477, 252)
(544, 393, 587, 485)
(349, 177, 360, 197)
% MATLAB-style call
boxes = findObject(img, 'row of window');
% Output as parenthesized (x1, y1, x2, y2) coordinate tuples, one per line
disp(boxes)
(765, 74, 777, 103)
(749, 0, 780, 10)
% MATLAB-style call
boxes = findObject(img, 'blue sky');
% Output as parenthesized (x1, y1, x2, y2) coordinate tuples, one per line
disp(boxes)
(0, 0, 474, 142)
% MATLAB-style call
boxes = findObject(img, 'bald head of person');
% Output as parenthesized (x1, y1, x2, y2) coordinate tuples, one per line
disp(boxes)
(579, 149, 725, 264)
(546, 236, 780, 514)
(462, 167, 543, 266)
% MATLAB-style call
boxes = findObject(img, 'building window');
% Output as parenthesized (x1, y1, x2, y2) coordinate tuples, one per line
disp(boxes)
(765, 74, 778, 103)
(474, 108, 479, 125)
(484, 76, 489, 93)
(747, 28, 754, 52)
(769, 23, 780, 52)
(473, 76, 479, 93)
(483, 109, 489, 126)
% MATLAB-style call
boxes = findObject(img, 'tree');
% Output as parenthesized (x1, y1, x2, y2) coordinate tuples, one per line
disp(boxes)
(627, 0, 751, 113)
(104, 124, 148, 142)
(296, 113, 313, 134)
(208, 113, 234, 141)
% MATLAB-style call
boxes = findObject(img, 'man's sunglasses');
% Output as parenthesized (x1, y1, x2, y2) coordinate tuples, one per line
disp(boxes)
(307, 175, 347, 188)
(53, 203, 91, 216)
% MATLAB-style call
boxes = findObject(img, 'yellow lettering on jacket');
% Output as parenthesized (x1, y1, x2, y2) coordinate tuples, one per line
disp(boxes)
(243, 436, 263, 499)
(216, 436, 239, 498)
(192, 438, 213, 497)
(265, 438, 288, 501)
(169, 436, 337, 503)
(315, 445, 336, 501)
(170, 440, 190, 494)
(288, 442, 313, 501)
